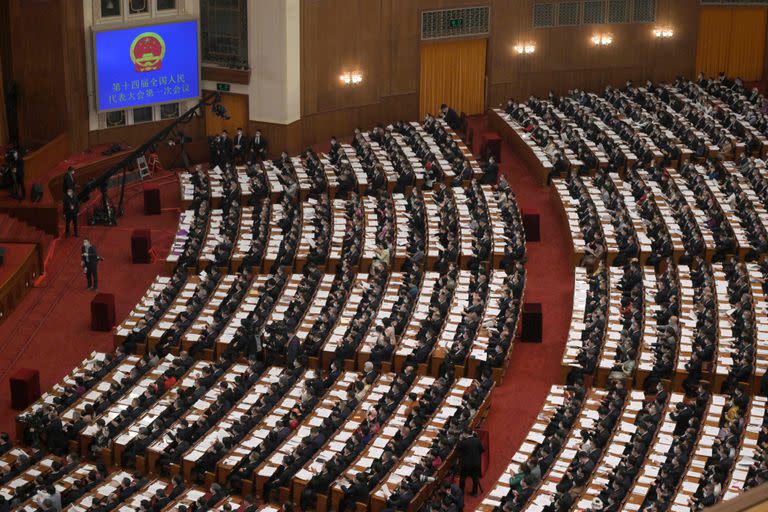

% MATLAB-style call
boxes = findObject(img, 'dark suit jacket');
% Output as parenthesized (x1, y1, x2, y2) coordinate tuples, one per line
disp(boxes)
(252, 136, 268, 153)
(457, 435, 484, 470)
(63, 172, 76, 193)
(233, 134, 247, 155)
(286, 336, 300, 366)
(444, 108, 461, 131)
(82, 245, 99, 270)
(64, 194, 79, 217)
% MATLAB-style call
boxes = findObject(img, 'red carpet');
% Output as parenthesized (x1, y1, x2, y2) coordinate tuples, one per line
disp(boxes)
(463, 116, 574, 508)
(0, 173, 181, 433)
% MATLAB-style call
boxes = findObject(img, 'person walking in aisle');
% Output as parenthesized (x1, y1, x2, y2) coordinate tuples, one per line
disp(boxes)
(456, 429, 484, 496)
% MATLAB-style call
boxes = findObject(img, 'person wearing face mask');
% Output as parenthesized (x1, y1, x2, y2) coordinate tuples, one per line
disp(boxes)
(250, 129, 268, 162)
(81, 239, 103, 290)
(233, 127, 246, 162)
(218, 129, 232, 163)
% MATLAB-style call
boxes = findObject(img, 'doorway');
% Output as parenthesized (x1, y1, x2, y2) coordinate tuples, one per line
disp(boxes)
(419, 38, 487, 119)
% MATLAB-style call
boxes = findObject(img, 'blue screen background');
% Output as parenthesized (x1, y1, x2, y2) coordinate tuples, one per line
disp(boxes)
(94, 20, 199, 111)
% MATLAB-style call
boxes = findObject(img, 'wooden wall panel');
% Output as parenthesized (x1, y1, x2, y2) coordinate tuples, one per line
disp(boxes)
(301, 92, 418, 146)
(299, 0, 702, 146)
(8, 0, 68, 148)
(203, 91, 249, 137)
(301, 0, 383, 115)
(487, 0, 699, 104)
(61, 0, 89, 152)
(248, 119, 303, 157)
(0, 0, 88, 151)
(23, 132, 70, 185)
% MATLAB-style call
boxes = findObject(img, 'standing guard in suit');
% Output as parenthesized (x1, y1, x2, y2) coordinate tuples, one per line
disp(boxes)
(64, 189, 79, 237)
(233, 127, 247, 163)
(81, 239, 102, 290)
(218, 130, 233, 164)
(63, 166, 76, 195)
(250, 130, 268, 162)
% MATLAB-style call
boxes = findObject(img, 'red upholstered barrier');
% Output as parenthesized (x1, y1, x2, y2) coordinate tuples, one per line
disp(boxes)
(143, 187, 161, 215)
(10, 368, 40, 410)
(522, 209, 541, 242)
(131, 229, 152, 264)
(521, 302, 543, 343)
(91, 293, 115, 331)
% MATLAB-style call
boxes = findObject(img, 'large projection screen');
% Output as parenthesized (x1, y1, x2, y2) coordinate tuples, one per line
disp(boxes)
(93, 19, 200, 112)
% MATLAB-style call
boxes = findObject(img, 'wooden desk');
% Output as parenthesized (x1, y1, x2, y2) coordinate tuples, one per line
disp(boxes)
(114, 277, 172, 346)
(722, 395, 767, 501)
(215, 370, 318, 484)
(214, 275, 271, 357)
(634, 170, 687, 261)
(65, 469, 136, 512)
(560, 267, 595, 381)
(430, 272, 473, 375)
(112, 361, 210, 468)
(320, 273, 370, 369)
(552, 180, 586, 266)
(291, 374, 397, 507)
(356, 273, 404, 369)
(180, 275, 239, 354)
(79, 354, 180, 458)
(147, 363, 251, 474)
(368, 378, 481, 512)
(468, 269, 524, 382)
(0, 453, 60, 504)
(181, 367, 287, 482)
(165, 210, 198, 275)
(522, 388, 611, 510)
(476, 385, 571, 511)
(252, 372, 360, 498)
(329, 375, 437, 511)
(619, 392, 686, 511)
(147, 277, 203, 353)
(394, 272, 439, 372)
(15, 352, 114, 442)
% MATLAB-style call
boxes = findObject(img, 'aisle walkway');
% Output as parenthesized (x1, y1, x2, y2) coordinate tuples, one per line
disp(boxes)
(463, 116, 574, 508)
(0, 175, 181, 433)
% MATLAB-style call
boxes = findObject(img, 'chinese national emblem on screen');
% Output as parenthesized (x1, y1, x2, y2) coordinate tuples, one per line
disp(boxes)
(130, 32, 166, 72)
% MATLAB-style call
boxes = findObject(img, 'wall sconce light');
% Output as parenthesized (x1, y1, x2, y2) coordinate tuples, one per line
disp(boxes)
(591, 34, 613, 46)
(653, 27, 674, 39)
(514, 43, 536, 55)
(339, 71, 363, 86)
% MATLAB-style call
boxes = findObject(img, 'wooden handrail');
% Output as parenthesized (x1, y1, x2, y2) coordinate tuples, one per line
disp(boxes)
(707, 483, 768, 512)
